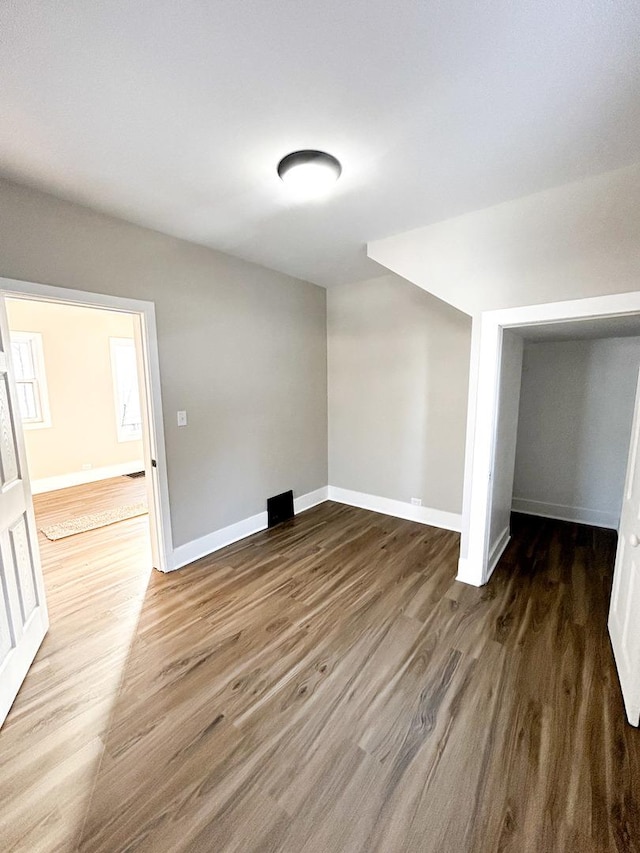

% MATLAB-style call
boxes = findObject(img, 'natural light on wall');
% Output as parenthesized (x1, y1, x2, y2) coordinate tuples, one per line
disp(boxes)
(11, 331, 51, 429)
(110, 337, 142, 442)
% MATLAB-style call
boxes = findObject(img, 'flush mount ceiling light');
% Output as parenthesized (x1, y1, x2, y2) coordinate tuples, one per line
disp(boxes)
(277, 150, 342, 198)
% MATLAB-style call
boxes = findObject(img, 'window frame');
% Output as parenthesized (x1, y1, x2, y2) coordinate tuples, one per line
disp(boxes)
(109, 336, 143, 443)
(10, 330, 52, 430)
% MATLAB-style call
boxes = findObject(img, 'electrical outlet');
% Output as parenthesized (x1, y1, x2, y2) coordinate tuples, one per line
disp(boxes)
(81, 463, 92, 471)
(410, 497, 422, 507)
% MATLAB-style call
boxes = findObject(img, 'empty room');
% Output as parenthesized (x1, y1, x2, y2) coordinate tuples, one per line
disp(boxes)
(0, 2, 639, 852)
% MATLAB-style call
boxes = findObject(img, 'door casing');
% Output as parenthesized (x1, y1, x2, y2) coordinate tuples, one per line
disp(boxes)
(0, 276, 173, 573)
(459, 290, 640, 587)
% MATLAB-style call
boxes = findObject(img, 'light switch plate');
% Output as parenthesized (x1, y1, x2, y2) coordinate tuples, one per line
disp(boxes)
(177, 410, 187, 427)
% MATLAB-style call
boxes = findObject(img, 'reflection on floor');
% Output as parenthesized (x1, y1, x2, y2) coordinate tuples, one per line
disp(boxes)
(1, 504, 639, 852)
(0, 475, 151, 851)
(33, 473, 148, 530)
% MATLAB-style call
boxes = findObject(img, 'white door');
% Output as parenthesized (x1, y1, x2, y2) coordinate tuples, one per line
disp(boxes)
(0, 297, 48, 727)
(133, 315, 164, 571)
(609, 369, 640, 727)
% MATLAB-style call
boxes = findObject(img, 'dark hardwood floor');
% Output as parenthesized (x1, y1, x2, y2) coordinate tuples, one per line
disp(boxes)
(1, 493, 638, 852)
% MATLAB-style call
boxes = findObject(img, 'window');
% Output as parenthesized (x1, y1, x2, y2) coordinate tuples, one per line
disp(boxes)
(110, 337, 142, 442)
(10, 331, 51, 429)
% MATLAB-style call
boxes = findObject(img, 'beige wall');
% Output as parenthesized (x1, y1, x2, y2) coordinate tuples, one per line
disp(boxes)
(0, 177, 328, 548)
(6, 298, 143, 484)
(328, 274, 471, 514)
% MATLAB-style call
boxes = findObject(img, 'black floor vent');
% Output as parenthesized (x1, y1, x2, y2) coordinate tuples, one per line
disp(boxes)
(267, 490, 294, 528)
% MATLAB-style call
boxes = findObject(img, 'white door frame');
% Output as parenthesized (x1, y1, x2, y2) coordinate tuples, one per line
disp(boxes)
(0, 276, 173, 573)
(458, 290, 640, 587)
(609, 367, 640, 726)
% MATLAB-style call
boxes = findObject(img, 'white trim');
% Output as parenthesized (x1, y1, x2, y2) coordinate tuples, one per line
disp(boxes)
(462, 314, 505, 585)
(2, 278, 163, 315)
(170, 484, 462, 573)
(0, 277, 172, 572)
(327, 486, 461, 532)
(291, 486, 328, 513)
(133, 308, 171, 572)
(10, 331, 52, 429)
(455, 557, 483, 587)
(170, 487, 330, 571)
(486, 526, 511, 582)
(457, 526, 510, 586)
(486, 291, 640, 331)
(30, 461, 145, 495)
(511, 498, 618, 530)
(172, 511, 267, 572)
(462, 289, 640, 587)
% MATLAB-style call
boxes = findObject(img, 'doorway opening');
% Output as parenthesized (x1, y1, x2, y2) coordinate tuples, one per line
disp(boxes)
(0, 277, 172, 572)
(0, 276, 172, 728)
(6, 295, 155, 585)
(459, 293, 640, 585)
(459, 290, 640, 725)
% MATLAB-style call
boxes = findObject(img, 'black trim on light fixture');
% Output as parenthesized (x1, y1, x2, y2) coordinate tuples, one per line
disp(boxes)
(277, 150, 342, 181)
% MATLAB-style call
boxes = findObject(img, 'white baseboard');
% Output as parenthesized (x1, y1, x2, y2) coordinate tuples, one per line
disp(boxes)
(169, 484, 461, 574)
(294, 486, 329, 513)
(511, 497, 618, 530)
(170, 486, 329, 572)
(327, 486, 462, 532)
(455, 557, 483, 587)
(30, 460, 145, 495)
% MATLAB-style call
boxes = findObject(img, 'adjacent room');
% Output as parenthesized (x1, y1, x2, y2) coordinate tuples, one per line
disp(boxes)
(6, 297, 149, 524)
(0, 2, 639, 852)
(513, 332, 640, 531)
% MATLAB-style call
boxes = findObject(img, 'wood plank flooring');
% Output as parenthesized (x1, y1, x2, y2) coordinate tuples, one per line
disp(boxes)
(1, 493, 639, 852)
(0, 475, 151, 853)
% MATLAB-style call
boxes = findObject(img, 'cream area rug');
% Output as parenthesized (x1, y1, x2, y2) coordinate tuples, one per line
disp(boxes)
(41, 503, 148, 541)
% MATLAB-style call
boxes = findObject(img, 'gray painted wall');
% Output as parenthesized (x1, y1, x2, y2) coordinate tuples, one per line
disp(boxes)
(328, 274, 471, 514)
(513, 337, 640, 528)
(0, 177, 328, 548)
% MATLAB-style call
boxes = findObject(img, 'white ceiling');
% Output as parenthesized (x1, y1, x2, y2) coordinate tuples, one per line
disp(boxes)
(1, 1, 639, 288)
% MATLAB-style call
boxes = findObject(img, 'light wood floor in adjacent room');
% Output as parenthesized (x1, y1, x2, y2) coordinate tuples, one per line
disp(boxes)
(1, 489, 639, 852)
